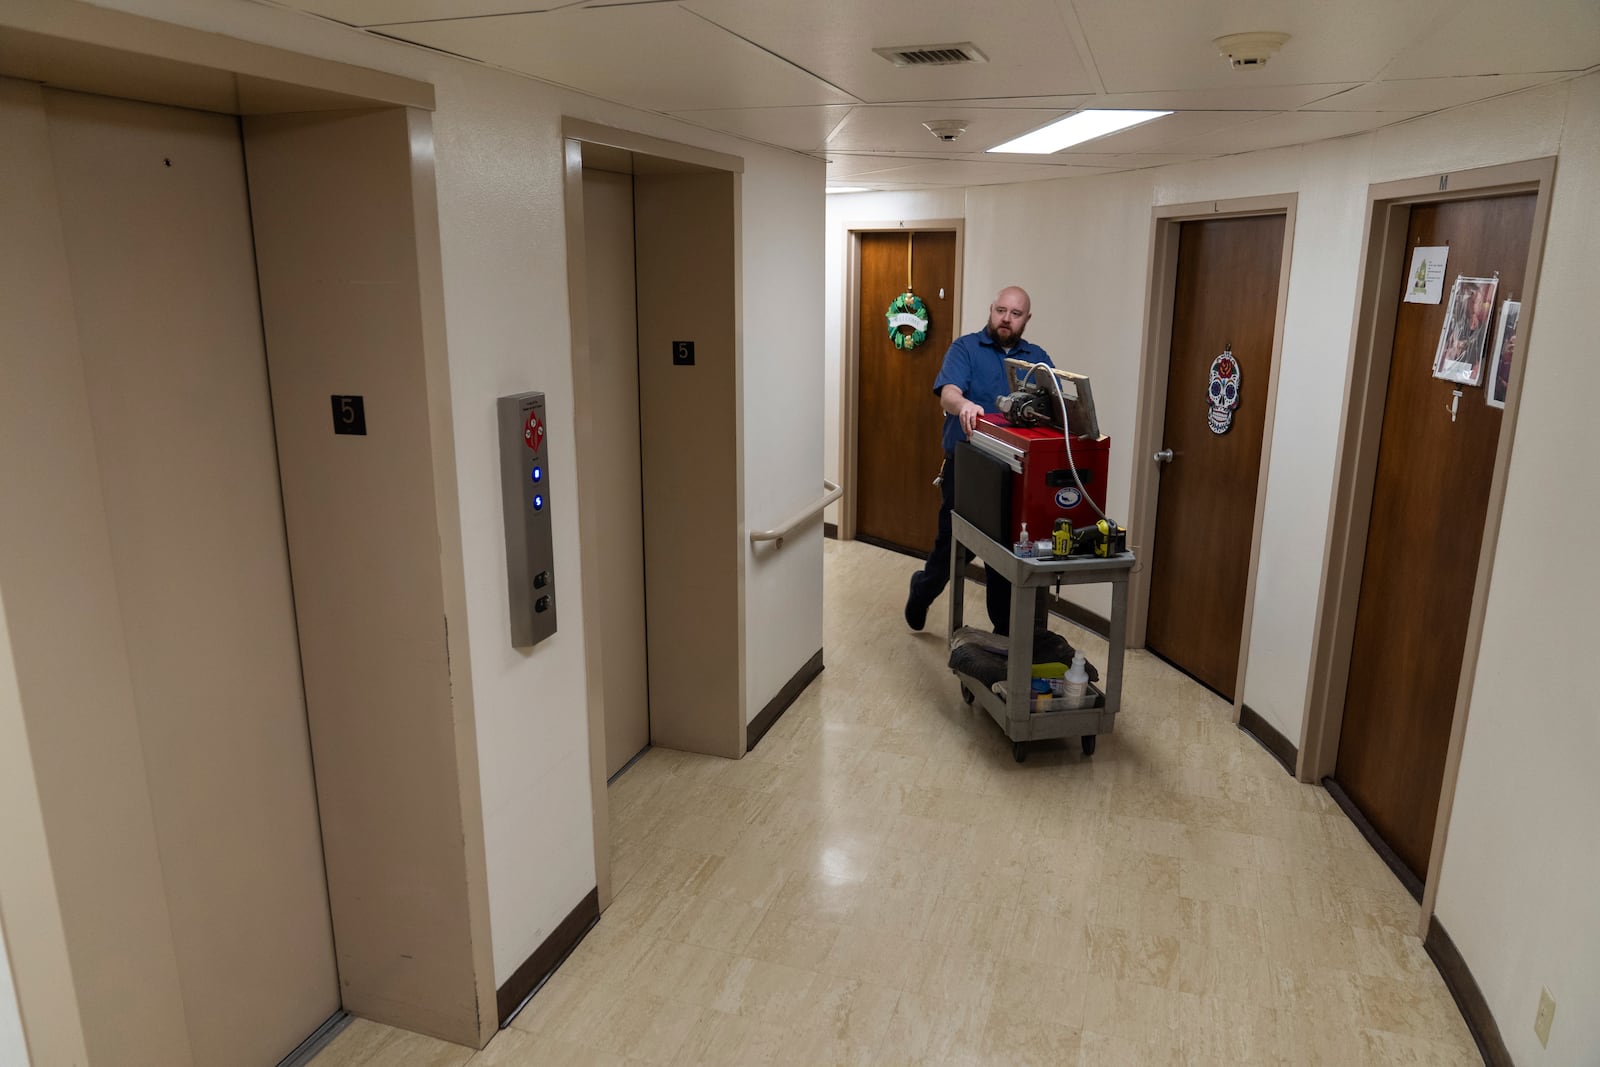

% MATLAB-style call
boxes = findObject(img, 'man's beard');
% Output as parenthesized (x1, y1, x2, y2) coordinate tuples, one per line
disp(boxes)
(986, 322, 1022, 347)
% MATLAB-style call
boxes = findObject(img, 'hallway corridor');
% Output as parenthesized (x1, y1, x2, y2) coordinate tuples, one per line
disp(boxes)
(316, 539, 1480, 1066)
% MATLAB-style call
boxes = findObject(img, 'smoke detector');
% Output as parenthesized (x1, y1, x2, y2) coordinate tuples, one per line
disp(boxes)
(1213, 32, 1290, 70)
(923, 120, 969, 143)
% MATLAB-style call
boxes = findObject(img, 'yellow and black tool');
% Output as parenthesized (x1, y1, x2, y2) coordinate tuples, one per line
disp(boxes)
(1052, 518, 1073, 557)
(1071, 518, 1127, 558)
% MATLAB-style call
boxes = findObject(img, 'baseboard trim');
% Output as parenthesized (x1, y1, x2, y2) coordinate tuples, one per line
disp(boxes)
(747, 648, 824, 752)
(823, 521, 838, 539)
(853, 532, 925, 561)
(1321, 777, 1424, 902)
(1238, 703, 1297, 775)
(1425, 916, 1512, 1067)
(496, 887, 600, 1028)
(1045, 594, 1110, 639)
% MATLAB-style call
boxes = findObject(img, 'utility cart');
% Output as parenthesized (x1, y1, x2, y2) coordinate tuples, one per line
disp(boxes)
(949, 511, 1135, 762)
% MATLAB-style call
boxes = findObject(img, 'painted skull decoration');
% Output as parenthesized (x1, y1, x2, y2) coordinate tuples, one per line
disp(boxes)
(1206, 350, 1241, 434)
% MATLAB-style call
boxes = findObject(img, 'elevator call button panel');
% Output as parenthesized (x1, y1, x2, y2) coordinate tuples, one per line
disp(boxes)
(498, 391, 557, 647)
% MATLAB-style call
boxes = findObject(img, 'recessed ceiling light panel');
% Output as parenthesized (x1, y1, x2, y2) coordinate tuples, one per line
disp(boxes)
(986, 110, 1172, 154)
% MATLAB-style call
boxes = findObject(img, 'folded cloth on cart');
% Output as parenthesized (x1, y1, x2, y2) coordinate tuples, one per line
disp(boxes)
(950, 626, 1099, 682)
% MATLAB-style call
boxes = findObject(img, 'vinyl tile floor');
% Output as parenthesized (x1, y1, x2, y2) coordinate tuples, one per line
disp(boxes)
(313, 538, 1481, 1066)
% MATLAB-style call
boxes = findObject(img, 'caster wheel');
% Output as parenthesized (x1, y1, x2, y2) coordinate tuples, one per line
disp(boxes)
(1012, 742, 1027, 763)
(1081, 735, 1097, 757)
(961, 685, 975, 705)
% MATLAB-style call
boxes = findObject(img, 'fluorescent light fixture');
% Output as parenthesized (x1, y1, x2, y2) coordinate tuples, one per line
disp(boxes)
(826, 186, 871, 194)
(987, 109, 1172, 154)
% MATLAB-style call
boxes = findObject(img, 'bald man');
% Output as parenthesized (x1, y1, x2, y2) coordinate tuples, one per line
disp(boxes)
(905, 286, 1055, 635)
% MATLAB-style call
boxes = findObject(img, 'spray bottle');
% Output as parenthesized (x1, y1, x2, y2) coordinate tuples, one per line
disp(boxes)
(1062, 651, 1089, 708)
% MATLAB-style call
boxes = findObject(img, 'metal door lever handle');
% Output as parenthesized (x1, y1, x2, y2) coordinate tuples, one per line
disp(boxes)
(1154, 448, 1174, 463)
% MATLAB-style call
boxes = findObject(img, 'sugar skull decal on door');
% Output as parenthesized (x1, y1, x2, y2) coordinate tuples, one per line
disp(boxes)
(1206, 347, 1240, 435)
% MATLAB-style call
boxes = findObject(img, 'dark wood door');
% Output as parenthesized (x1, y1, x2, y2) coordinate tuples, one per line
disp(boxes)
(1335, 194, 1534, 881)
(1144, 215, 1285, 700)
(856, 230, 957, 555)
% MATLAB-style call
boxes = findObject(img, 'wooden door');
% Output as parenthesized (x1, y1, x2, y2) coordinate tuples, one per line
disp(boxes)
(582, 167, 651, 778)
(43, 89, 339, 1063)
(1335, 194, 1534, 881)
(855, 230, 957, 555)
(1144, 215, 1285, 700)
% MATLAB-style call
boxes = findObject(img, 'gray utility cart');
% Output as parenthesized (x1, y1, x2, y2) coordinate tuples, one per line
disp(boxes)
(948, 511, 1135, 762)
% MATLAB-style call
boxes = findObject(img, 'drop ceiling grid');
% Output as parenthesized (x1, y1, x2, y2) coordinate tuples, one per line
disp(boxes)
(372, 5, 854, 112)
(276, 0, 565, 27)
(1380, 0, 1600, 79)
(823, 107, 1074, 153)
(665, 104, 856, 152)
(1070, 0, 1459, 91)
(682, 0, 1097, 102)
(1302, 73, 1569, 113)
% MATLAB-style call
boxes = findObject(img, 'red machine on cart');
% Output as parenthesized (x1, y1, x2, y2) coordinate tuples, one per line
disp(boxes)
(968, 415, 1110, 537)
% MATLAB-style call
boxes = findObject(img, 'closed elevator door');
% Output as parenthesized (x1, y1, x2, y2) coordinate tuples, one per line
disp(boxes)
(582, 165, 651, 777)
(42, 89, 339, 1063)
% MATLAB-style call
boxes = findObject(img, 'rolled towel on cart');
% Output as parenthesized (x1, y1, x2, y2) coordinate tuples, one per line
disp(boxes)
(947, 627, 1098, 685)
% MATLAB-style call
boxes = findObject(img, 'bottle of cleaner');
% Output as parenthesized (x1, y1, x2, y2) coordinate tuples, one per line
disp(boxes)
(1062, 651, 1089, 707)
(1014, 522, 1034, 557)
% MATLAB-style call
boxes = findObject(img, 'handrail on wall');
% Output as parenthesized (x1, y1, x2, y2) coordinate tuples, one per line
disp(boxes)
(750, 480, 842, 549)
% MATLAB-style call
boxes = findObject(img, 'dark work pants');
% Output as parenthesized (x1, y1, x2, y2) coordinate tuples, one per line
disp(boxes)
(908, 451, 1014, 634)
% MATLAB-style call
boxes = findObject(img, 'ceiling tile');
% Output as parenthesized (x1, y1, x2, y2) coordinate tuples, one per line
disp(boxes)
(683, 0, 1097, 103)
(1381, 0, 1600, 79)
(1302, 73, 1568, 112)
(825, 106, 1070, 153)
(375, 6, 854, 111)
(1072, 0, 1456, 92)
(1156, 109, 1419, 156)
(1089, 83, 1361, 110)
(837, 157, 1117, 187)
(276, 1, 569, 27)
(668, 105, 854, 152)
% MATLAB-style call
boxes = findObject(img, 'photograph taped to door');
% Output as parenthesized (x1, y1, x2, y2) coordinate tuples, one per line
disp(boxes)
(1431, 275, 1498, 386)
(1487, 300, 1519, 409)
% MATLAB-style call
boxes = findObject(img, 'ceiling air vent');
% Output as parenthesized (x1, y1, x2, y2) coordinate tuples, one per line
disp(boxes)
(873, 42, 988, 68)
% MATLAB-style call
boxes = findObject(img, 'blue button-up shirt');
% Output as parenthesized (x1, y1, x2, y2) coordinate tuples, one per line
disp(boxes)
(932, 329, 1055, 452)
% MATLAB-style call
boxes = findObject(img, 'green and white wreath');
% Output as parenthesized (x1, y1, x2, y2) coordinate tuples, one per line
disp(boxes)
(886, 292, 930, 350)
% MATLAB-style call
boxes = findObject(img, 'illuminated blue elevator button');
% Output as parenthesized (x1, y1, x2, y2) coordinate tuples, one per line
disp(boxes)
(531, 465, 543, 483)
(532, 494, 544, 511)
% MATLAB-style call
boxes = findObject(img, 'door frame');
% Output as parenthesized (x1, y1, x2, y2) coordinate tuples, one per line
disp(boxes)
(1127, 194, 1298, 718)
(561, 119, 746, 910)
(1298, 158, 1556, 930)
(839, 220, 964, 541)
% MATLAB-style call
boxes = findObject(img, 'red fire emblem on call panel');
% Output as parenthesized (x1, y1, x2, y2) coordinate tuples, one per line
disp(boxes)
(524, 411, 544, 453)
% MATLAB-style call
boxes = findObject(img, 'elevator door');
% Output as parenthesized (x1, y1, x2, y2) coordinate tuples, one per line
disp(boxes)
(582, 166, 651, 777)
(43, 88, 339, 1064)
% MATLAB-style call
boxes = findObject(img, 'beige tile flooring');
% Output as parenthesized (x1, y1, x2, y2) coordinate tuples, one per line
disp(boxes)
(314, 538, 1480, 1066)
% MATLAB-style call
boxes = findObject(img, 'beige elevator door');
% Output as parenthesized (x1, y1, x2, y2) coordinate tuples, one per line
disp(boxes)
(582, 166, 651, 778)
(42, 89, 339, 1063)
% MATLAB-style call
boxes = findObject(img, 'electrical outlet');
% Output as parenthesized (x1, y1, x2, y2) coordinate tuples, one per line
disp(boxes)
(1534, 987, 1556, 1048)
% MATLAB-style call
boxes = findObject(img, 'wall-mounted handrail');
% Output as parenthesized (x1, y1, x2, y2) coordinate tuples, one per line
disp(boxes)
(750, 480, 842, 549)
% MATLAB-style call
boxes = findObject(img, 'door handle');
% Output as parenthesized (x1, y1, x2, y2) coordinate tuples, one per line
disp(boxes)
(1154, 448, 1174, 463)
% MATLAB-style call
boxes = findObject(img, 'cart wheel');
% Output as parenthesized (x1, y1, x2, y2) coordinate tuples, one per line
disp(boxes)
(1081, 734, 1097, 757)
(960, 685, 974, 705)
(1012, 741, 1027, 763)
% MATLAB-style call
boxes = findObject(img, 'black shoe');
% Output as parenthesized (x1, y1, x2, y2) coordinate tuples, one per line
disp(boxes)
(904, 576, 928, 631)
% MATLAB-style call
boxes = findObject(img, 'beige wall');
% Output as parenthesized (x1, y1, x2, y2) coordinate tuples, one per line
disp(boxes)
(243, 105, 495, 1046)
(824, 73, 1600, 1062)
